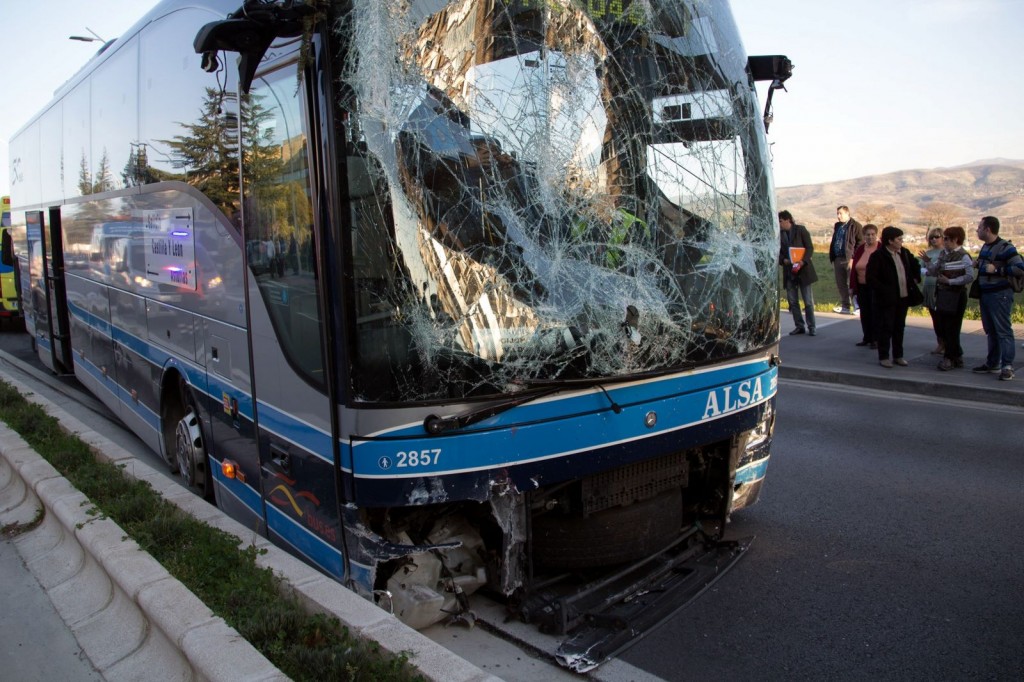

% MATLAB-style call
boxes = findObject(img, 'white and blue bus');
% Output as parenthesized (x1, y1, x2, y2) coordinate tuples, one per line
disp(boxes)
(4, 0, 790, 669)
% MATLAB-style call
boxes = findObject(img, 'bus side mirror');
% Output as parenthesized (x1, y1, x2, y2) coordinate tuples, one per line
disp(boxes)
(1, 230, 13, 267)
(747, 55, 794, 133)
(194, 1, 317, 94)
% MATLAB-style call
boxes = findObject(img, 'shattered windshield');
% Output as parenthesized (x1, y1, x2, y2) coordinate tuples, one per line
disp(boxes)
(334, 0, 779, 403)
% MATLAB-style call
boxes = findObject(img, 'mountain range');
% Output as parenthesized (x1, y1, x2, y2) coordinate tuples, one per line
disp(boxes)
(775, 159, 1024, 242)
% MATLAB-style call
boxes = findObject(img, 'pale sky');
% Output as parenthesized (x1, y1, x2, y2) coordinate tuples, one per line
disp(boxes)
(3, 0, 1024, 195)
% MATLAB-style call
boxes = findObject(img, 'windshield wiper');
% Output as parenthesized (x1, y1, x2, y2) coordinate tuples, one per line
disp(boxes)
(423, 386, 564, 435)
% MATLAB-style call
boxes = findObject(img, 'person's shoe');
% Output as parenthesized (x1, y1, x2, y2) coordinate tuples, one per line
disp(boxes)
(894, 358, 908, 367)
(808, 329, 817, 336)
(869, 342, 878, 349)
(879, 359, 893, 368)
(833, 305, 843, 313)
(937, 358, 953, 371)
(953, 358, 964, 368)
(789, 328, 806, 335)
(972, 364, 999, 373)
(839, 308, 855, 315)
(855, 340, 870, 347)
(1000, 367, 1015, 381)
(930, 345, 944, 355)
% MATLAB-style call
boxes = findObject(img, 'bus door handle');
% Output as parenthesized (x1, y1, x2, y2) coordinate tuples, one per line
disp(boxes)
(269, 443, 291, 473)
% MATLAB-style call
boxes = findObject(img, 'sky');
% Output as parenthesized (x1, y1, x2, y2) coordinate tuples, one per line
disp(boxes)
(3, 0, 1024, 195)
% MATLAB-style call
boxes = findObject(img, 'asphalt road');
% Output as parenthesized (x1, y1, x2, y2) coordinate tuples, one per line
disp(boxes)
(621, 380, 1024, 681)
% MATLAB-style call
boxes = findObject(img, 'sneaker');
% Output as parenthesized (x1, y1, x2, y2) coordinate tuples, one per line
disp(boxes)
(972, 364, 999, 373)
(1000, 367, 1015, 381)
(839, 308, 855, 315)
(937, 358, 954, 371)
(894, 358, 908, 367)
(789, 328, 806, 335)
(833, 305, 843, 313)
(879, 359, 893, 368)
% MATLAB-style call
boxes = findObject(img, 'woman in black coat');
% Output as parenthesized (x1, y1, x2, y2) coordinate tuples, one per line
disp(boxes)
(865, 226, 924, 368)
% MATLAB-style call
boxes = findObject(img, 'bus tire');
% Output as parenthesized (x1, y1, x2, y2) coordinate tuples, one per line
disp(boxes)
(165, 378, 213, 501)
(531, 488, 683, 569)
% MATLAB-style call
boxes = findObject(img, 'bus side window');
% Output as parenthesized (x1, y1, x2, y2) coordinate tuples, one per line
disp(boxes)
(244, 64, 324, 383)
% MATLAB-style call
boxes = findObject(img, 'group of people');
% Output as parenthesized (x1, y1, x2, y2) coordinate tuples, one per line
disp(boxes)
(780, 208, 1024, 381)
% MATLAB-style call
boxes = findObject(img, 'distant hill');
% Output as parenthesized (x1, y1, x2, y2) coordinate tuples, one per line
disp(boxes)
(776, 160, 1024, 243)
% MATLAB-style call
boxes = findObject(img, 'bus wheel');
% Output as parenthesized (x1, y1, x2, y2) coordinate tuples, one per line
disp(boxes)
(167, 381, 213, 500)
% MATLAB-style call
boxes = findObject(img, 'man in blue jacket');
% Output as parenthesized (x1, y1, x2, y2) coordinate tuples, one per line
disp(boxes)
(829, 205, 863, 314)
(779, 210, 818, 336)
(971, 216, 1024, 381)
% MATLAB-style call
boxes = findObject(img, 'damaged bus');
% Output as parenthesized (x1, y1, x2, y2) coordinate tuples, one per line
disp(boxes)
(4, 0, 790, 670)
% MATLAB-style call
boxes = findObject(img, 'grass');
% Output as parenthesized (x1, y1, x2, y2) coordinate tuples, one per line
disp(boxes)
(0, 379, 422, 682)
(783, 252, 1024, 323)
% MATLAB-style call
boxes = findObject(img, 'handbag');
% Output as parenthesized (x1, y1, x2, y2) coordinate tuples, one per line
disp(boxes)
(934, 287, 961, 314)
(968, 279, 981, 299)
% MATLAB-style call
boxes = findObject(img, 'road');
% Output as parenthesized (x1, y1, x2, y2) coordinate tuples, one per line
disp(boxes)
(621, 380, 1024, 680)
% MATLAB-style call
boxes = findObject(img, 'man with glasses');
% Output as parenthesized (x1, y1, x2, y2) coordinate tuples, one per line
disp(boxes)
(971, 216, 1023, 381)
(829, 205, 863, 314)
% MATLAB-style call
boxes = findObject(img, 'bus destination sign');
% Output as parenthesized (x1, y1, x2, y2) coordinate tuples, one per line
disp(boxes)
(144, 208, 197, 290)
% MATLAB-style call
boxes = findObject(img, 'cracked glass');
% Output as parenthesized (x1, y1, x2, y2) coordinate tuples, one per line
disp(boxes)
(334, 0, 778, 403)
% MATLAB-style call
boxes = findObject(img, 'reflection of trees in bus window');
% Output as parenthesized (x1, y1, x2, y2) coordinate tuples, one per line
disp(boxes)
(243, 65, 324, 385)
(163, 89, 241, 218)
(139, 7, 232, 192)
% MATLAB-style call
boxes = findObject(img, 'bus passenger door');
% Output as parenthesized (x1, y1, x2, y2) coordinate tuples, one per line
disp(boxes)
(28, 209, 74, 374)
(241, 61, 347, 580)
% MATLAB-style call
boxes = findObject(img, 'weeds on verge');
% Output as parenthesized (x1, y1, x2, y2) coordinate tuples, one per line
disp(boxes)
(0, 380, 421, 682)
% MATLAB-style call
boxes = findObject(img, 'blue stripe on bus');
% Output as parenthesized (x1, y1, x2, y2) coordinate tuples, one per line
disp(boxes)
(348, 363, 777, 479)
(68, 301, 254, 422)
(256, 401, 333, 464)
(208, 455, 354, 581)
(67, 296, 776, 488)
(735, 455, 769, 484)
(265, 504, 345, 579)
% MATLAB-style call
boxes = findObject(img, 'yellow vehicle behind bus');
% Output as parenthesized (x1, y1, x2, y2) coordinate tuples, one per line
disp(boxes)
(1, 195, 21, 323)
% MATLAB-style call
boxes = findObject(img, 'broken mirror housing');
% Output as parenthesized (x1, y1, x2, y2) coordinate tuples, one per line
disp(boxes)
(194, 0, 317, 92)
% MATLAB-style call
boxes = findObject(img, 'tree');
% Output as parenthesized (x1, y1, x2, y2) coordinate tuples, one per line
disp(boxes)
(920, 202, 961, 228)
(876, 204, 901, 228)
(77, 153, 92, 197)
(162, 89, 242, 215)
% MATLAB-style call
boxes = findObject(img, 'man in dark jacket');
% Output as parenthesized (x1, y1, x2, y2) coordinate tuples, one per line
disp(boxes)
(829, 205, 863, 314)
(779, 210, 818, 336)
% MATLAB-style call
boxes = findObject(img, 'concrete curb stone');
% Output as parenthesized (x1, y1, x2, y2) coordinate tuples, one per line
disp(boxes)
(0, 375, 285, 681)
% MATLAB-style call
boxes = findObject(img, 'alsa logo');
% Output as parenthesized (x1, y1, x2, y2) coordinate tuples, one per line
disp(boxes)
(702, 378, 765, 420)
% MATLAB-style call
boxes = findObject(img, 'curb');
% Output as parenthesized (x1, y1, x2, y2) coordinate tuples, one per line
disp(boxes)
(0, 373, 501, 682)
(779, 366, 1024, 407)
(0, 418, 285, 681)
